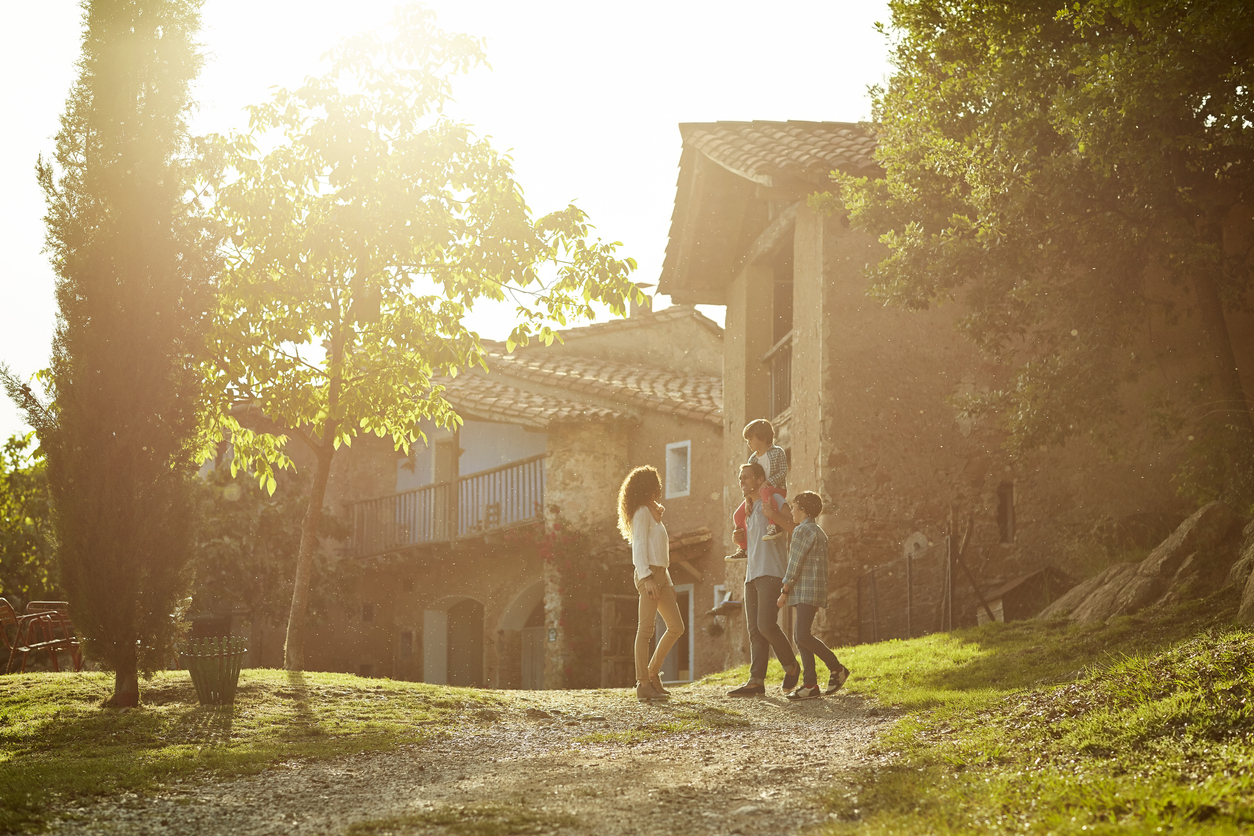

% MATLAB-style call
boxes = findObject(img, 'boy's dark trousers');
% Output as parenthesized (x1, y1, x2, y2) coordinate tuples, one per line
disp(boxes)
(793, 603, 842, 686)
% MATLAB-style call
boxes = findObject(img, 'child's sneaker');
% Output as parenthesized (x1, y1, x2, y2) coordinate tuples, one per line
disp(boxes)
(762, 524, 784, 541)
(825, 665, 850, 695)
(724, 549, 747, 561)
(786, 684, 822, 701)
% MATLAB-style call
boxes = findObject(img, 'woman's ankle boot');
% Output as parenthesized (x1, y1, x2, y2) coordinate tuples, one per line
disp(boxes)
(636, 679, 663, 701)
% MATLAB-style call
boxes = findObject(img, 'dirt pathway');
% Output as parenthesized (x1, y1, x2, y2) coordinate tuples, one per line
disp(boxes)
(47, 684, 893, 835)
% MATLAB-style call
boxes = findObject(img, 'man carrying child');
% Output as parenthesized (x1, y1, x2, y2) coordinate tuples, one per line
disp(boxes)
(726, 461, 803, 696)
(726, 419, 789, 562)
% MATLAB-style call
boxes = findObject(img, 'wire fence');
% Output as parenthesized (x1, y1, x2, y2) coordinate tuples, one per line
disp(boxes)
(856, 538, 952, 644)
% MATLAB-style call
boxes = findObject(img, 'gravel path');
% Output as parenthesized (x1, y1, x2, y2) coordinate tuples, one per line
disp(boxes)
(46, 683, 893, 836)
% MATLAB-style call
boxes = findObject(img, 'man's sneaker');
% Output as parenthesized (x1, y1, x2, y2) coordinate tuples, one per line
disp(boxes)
(762, 525, 784, 541)
(727, 682, 766, 697)
(724, 549, 748, 561)
(786, 684, 822, 701)
(782, 665, 801, 692)
(825, 665, 850, 695)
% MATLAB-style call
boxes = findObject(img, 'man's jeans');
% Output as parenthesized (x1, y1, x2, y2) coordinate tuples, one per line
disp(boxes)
(745, 575, 797, 681)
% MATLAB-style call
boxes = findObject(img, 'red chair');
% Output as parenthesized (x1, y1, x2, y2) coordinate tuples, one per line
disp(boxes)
(23, 602, 83, 673)
(1, 599, 47, 674)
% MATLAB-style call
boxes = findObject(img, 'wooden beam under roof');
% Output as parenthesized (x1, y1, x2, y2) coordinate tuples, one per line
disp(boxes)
(740, 201, 799, 271)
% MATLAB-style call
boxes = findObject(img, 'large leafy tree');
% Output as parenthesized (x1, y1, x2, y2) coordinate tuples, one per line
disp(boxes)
(838, 0, 1254, 505)
(201, 5, 639, 670)
(2, 0, 212, 704)
(0, 434, 56, 606)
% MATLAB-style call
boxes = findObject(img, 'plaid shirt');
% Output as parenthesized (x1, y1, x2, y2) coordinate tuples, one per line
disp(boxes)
(782, 518, 828, 607)
(747, 445, 788, 493)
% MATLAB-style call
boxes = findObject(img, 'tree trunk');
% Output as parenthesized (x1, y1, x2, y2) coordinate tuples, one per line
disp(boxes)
(1193, 266, 1254, 498)
(106, 653, 140, 708)
(283, 440, 335, 671)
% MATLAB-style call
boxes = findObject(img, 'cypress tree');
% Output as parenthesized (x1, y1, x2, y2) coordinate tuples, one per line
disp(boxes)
(8, 0, 212, 705)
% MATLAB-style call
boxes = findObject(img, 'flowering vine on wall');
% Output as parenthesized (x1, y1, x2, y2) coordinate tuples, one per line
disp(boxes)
(505, 503, 604, 689)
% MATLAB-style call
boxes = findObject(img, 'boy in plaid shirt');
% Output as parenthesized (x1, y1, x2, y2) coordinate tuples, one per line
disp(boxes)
(776, 491, 850, 700)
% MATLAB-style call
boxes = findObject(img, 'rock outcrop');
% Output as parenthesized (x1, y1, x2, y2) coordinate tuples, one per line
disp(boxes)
(1235, 521, 1254, 625)
(1039, 501, 1244, 624)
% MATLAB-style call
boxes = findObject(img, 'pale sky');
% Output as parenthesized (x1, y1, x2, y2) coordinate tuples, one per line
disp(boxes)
(0, 0, 892, 442)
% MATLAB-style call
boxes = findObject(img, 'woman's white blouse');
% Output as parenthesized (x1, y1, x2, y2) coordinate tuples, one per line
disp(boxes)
(630, 505, 670, 579)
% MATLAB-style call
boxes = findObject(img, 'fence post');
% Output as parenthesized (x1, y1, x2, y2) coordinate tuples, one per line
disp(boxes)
(869, 569, 880, 643)
(906, 552, 913, 640)
(945, 534, 953, 631)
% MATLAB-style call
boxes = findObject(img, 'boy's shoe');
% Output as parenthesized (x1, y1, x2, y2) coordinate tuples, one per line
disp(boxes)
(762, 524, 784, 541)
(786, 684, 822, 701)
(724, 549, 747, 561)
(782, 665, 801, 692)
(727, 682, 765, 697)
(825, 665, 850, 695)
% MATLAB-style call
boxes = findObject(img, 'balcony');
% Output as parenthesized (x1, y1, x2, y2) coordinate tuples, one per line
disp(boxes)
(761, 330, 792, 419)
(350, 454, 546, 559)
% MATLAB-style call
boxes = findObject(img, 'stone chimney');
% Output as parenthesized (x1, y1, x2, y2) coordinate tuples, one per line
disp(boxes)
(629, 283, 655, 318)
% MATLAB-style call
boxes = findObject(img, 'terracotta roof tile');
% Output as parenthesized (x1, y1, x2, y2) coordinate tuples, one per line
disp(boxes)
(437, 372, 629, 430)
(485, 350, 723, 427)
(682, 121, 879, 186)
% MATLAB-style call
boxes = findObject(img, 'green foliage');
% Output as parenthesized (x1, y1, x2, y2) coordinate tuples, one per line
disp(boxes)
(0, 669, 493, 833)
(195, 4, 637, 668)
(7, 0, 216, 702)
(197, 3, 639, 485)
(0, 434, 55, 604)
(191, 466, 347, 627)
(837, 0, 1254, 505)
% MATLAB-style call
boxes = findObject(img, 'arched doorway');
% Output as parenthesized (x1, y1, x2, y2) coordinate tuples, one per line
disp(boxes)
(423, 596, 484, 686)
(498, 579, 546, 690)
(447, 598, 484, 687)
(519, 600, 546, 690)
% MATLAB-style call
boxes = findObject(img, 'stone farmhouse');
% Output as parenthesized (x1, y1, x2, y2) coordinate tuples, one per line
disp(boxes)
(657, 121, 1254, 648)
(288, 306, 732, 689)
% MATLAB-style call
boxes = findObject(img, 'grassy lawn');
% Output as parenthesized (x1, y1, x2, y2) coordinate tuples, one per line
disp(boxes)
(0, 668, 495, 833)
(800, 587, 1254, 834)
(6, 589, 1253, 835)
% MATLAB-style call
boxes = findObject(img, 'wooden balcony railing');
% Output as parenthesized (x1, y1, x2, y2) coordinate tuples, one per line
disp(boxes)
(761, 330, 792, 419)
(350, 454, 546, 559)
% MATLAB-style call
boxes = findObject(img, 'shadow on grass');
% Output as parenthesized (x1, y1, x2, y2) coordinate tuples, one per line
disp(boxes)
(166, 704, 237, 746)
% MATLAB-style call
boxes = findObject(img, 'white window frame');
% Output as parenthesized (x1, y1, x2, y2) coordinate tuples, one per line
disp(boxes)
(665, 440, 691, 499)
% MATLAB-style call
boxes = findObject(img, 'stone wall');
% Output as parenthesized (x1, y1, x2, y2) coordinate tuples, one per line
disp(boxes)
(717, 204, 1230, 649)
(306, 542, 545, 687)
(542, 421, 629, 688)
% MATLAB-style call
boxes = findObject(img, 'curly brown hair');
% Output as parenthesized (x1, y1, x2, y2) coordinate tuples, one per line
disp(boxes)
(617, 465, 661, 542)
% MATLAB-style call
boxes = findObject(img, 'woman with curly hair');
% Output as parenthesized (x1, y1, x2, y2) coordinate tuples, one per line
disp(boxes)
(617, 465, 684, 701)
